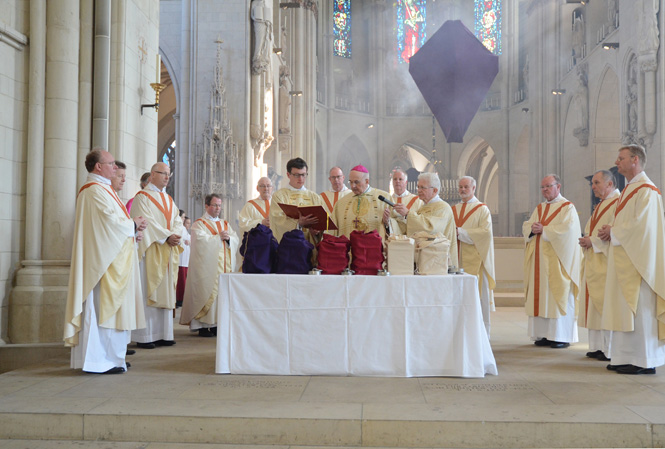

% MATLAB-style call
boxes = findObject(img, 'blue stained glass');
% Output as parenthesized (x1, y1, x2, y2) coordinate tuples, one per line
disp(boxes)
(333, 0, 352, 58)
(474, 0, 502, 55)
(397, 0, 426, 64)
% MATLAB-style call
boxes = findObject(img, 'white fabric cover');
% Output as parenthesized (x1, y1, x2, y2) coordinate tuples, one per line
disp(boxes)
(386, 235, 415, 275)
(216, 273, 497, 378)
(414, 232, 450, 275)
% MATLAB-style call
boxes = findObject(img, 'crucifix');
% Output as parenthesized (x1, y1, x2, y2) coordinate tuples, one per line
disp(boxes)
(138, 37, 148, 64)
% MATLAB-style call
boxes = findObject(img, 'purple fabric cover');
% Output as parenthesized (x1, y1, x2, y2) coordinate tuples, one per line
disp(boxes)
(409, 20, 499, 143)
(240, 224, 278, 273)
(317, 233, 351, 274)
(350, 230, 384, 275)
(276, 229, 314, 274)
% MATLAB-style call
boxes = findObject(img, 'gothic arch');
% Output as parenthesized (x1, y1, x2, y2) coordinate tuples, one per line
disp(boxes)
(592, 65, 621, 168)
(337, 134, 371, 179)
(456, 136, 498, 208)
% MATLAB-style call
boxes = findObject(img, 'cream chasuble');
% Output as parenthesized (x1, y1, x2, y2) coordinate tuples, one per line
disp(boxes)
(180, 216, 239, 326)
(130, 185, 183, 309)
(332, 186, 390, 239)
(453, 199, 496, 296)
(238, 197, 270, 234)
(64, 176, 145, 346)
(269, 187, 323, 242)
(523, 198, 582, 319)
(406, 198, 458, 269)
(389, 191, 423, 235)
(578, 189, 619, 329)
(602, 173, 665, 340)
(320, 188, 351, 215)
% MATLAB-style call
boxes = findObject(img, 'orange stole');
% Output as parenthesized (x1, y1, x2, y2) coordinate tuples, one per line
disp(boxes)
(322, 192, 340, 212)
(532, 202, 571, 317)
(396, 196, 418, 209)
(78, 182, 131, 219)
(583, 197, 618, 326)
(453, 202, 486, 257)
(136, 190, 175, 230)
(615, 184, 661, 217)
(248, 199, 270, 218)
(195, 219, 230, 270)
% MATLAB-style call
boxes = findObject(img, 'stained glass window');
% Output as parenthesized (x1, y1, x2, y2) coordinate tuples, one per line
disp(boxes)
(333, 0, 351, 58)
(474, 0, 502, 55)
(397, 0, 426, 63)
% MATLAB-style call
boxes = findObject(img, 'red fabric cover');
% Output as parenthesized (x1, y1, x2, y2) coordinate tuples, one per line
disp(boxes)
(317, 233, 351, 274)
(350, 230, 385, 275)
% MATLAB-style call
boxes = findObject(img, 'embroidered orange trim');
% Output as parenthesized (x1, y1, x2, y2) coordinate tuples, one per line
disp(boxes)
(248, 199, 270, 218)
(589, 198, 618, 234)
(137, 191, 174, 230)
(615, 184, 661, 217)
(78, 182, 131, 219)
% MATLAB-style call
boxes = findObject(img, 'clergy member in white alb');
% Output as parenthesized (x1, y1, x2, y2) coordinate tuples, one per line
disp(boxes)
(269, 157, 323, 242)
(599, 145, 665, 375)
(130, 162, 184, 349)
(577, 170, 619, 362)
(64, 149, 146, 374)
(523, 174, 582, 349)
(320, 166, 351, 215)
(238, 176, 273, 234)
(384, 168, 423, 235)
(453, 176, 495, 336)
(180, 194, 239, 337)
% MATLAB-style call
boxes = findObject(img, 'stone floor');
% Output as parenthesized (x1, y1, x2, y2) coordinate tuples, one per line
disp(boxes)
(0, 307, 664, 448)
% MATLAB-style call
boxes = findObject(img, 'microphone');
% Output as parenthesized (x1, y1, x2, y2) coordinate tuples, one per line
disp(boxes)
(378, 195, 396, 207)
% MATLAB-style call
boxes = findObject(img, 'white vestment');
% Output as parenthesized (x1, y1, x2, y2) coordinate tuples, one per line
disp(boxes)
(64, 174, 144, 372)
(320, 187, 351, 215)
(238, 197, 271, 235)
(181, 214, 239, 330)
(130, 183, 184, 343)
(453, 196, 496, 337)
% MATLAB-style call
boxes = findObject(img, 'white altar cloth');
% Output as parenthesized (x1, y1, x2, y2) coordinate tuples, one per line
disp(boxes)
(216, 273, 497, 378)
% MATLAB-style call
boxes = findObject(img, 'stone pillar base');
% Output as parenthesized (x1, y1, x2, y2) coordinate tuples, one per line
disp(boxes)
(9, 260, 70, 344)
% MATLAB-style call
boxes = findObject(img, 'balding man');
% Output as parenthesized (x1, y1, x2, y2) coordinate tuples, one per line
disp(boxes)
(523, 174, 582, 349)
(600, 145, 665, 375)
(130, 162, 184, 349)
(384, 168, 423, 235)
(320, 167, 351, 215)
(332, 165, 390, 239)
(453, 176, 495, 336)
(64, 149, 146, 374)
(578, 170, 619, 362)
(238, 177, 273, 235)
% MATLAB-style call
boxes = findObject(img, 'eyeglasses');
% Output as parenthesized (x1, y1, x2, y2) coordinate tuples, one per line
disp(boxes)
(289, 172, 308, 179)
(154, 170, 171, 177)
(329, 175, 344, 180)
(258, 184, 272, 188)
(417, 186, 434, 190)
(540, 183, 558, 189)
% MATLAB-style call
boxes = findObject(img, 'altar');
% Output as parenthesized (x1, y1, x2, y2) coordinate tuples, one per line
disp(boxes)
(215, 273, 497, 377)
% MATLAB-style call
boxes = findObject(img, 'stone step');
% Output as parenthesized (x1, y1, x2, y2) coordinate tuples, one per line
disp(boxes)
(493, 291, 524, 307)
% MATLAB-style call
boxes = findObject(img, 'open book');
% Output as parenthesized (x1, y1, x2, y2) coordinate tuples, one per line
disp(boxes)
(277, 203, 338, 231)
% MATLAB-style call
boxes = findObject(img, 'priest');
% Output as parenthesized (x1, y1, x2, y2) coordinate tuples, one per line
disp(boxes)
(238, 177, 273, 234)
(384, 168, 423, 235)
(523, 174, 581, 349)
(269, 157, 323, 242)
(180, 194, 238, 337)
(320, 166, 351, 215)
(578, 170, 619, 362)
(332, 165, 390, 239)
(452, 176, 495, 335)
(600, 145, 665, 375)
(64, 149, 146, 374)
(130, 162, 184, 349)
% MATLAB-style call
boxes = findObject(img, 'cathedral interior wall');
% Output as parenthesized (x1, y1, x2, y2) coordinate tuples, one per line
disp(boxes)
(0, 0, 29, 343)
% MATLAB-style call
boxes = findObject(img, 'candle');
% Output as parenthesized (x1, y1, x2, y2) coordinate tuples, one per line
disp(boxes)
(156, 54, 161, 84)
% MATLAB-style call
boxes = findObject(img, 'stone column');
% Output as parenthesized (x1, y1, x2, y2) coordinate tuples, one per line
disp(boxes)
(11, 0, 80, 343)
(92, 0, 111, 151)
(177, 0, 192, 212)
(77, 0, 93, 186)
